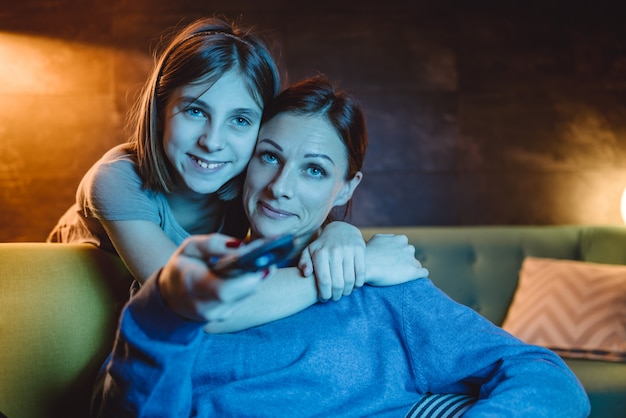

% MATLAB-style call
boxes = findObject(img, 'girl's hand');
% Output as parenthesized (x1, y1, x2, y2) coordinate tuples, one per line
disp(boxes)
(365, 234, 429, 286)
(298, 222, 366, 302)
(158, 234, 271, 323)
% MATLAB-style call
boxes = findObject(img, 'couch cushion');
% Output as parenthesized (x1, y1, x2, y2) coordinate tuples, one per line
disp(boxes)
(564, 358, 626, 417)
(502, 257, 626, 362)
(360, 226, 584, 325)
(580, 227, 626, 264)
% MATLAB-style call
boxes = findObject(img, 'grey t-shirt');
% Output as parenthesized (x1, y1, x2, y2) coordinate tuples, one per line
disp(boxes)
(48, 144, 245, 253)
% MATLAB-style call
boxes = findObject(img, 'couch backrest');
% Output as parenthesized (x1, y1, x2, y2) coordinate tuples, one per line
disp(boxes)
(0, 243, 133, 418)
(360, 226, 626, 326)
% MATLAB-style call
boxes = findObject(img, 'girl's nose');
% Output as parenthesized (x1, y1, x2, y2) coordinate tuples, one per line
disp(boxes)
(198, 125, 225, 152)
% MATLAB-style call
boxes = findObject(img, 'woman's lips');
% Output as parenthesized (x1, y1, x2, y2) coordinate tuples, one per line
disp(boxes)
(259, 202, 294, 220)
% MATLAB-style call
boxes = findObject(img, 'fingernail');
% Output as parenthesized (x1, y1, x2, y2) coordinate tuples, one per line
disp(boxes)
(261, 269, 270, 280)
(226, 239, 243, 248)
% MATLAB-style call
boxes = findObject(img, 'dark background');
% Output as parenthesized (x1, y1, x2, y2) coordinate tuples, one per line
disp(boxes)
(1, 0, 625, 242)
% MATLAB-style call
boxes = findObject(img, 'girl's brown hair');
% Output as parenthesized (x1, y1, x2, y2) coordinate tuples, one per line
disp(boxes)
(128, 17, 280, 200)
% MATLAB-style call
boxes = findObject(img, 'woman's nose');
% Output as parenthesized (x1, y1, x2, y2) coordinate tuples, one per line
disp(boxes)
(198, 124, 225, 152)
(268, 168, 294, 199)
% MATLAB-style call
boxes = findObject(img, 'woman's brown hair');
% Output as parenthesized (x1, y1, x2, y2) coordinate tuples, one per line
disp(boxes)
(261, 75, 368, 221)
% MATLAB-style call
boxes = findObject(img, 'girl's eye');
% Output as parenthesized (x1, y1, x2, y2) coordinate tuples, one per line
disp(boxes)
(233, 117, 251, 127)
(185, 107, 205, 118)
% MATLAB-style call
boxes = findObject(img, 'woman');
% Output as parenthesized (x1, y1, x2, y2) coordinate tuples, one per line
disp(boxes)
(47, 17, 378, 332)
(92, 76, 590, 417)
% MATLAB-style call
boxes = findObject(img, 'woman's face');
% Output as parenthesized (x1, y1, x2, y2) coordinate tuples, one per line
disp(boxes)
(162, 70, 262, 195)
(244, 113, 362, 241)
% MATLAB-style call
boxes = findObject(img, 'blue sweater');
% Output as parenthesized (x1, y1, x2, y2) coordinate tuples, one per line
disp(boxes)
(93, 277, 590, 417)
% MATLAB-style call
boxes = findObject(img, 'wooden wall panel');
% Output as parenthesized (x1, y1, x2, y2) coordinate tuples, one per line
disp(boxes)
(1, 0, 625, 241)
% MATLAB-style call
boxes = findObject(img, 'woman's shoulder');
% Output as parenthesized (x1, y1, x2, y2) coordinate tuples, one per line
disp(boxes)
(363, 278, 449, 317)
(357, 279, 436, 312)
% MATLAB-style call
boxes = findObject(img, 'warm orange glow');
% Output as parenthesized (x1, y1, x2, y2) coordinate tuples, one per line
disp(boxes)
(0, 32, 124, 243)
(621, 187, 626, 224)
(0, 32, 114, 94)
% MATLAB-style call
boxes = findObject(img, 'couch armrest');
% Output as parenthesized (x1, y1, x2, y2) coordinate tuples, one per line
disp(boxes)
(0, 243, 133, 418)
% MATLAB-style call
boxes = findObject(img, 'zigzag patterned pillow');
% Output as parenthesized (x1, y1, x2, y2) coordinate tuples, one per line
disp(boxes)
(502, 257, 626, 362)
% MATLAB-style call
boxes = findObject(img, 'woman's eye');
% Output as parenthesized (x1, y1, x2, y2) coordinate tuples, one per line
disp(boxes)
(260, 152, 279, 164)
(307, 165, 326, 178)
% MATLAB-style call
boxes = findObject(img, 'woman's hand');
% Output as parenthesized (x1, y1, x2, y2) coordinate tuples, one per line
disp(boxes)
(364, 234, 429, 286)
(298, 221, 366, 302)
(158, 234, 271, 323)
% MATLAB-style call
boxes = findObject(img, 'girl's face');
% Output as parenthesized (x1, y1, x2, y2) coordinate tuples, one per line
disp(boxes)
(162, 70, 262, 196)
(244, 113, 362, 242)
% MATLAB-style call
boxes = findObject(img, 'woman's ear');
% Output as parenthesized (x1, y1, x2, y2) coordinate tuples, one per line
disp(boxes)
(332, 171, 363, 208)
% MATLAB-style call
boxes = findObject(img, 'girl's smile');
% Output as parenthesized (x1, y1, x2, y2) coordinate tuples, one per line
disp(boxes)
(163, 70, 262, 196)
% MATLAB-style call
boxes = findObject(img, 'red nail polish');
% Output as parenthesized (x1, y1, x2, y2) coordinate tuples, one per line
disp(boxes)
(226, 239, 243, 248)
(261, 269, 270, 280)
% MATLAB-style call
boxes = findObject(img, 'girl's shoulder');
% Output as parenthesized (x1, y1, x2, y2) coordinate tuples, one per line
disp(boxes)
(77, 144, 161, 218)
(99, 143, 139, 166)
(87, 144, 141, 185)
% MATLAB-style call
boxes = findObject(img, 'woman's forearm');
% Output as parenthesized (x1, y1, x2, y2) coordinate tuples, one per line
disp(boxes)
(203, 267, 319, 333)
(203, 234, 428, 334)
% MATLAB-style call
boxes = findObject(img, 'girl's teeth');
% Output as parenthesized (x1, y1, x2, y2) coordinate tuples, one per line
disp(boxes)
(192, 156, 221, 169)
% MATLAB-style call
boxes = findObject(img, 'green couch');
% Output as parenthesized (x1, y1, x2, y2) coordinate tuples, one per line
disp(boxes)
(1, 226, 625, 417)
